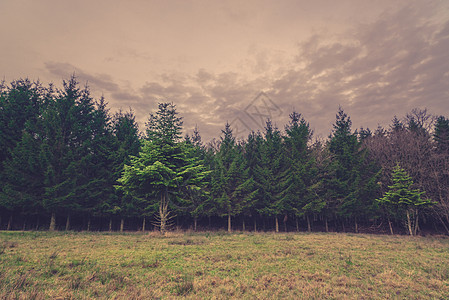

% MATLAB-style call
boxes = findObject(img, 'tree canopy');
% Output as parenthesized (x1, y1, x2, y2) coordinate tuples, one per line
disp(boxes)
(0, 77, 446, 235)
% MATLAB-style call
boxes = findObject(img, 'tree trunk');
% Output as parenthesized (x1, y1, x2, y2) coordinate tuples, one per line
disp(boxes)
(142, 217, 146, 232)
(35, 215, 40, 231)
(87, 218, 91, 232)
(388, 216, 394, 235)
(22, 219, 26, 231)
(120, 218, 124, 233)
(208, 216, 211, 229)
(242, 218, 245, 231)
(109, 218, 112, 232)
(414, 209, 419, 236)
(7, 215, 12, 231)
(296, 216, 299, 232)
(325, 217, 329, 233)
(283, 214, 288, 232)
(406, 210, 413, 236)
(254, 218, 257, 232)
(275, 216, 279, 233)
(354, 217, 358, 233)
(65, 215, 70, 231)
(306, 214, 311, 232)
(194, 217, 197, 232)
(342, 220, 346, 233)
(228, 213, 231, 233)
(159, 191, 170, 234)
(49, 212, 56, 231)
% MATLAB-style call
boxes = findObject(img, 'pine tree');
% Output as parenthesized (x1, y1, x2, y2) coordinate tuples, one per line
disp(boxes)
(358, 127, 372, 141)
(0, 80, 47, 229)
(1, 131, 46, 229)
(377, 163, 434, 236)
(281, 112, 316, 231)
(76, 97, 117, 231)
(212, 123, 257, 232)
(0, 79, 44, 168)
(434, 116, 449, 154)
(117, 103, 209, 233)
(307, 141, 335, 232)
(390, 116, 404, 132)
(243, 131, 263, 231)
(328, 107, 379, 232)
(38, 77, 102, 230)
(184, 127, 211, 231)
(256, 120, 287, 232)
(104, 109, 141, 231)
(146, 102, 182, 144)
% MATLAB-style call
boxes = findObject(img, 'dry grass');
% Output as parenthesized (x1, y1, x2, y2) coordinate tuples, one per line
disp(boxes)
(0, 230, 448, 299)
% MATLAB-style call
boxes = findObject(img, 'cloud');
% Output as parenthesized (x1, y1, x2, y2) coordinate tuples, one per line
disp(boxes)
(136, 2, 449, 142)
(44, 61, 150, 122)
(265, 2, 449, 137)
(45, 62, 119, 93)
(41, 2, 449, 143)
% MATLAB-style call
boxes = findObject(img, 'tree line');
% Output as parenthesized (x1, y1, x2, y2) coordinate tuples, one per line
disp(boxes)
(1, 77, 448, 235)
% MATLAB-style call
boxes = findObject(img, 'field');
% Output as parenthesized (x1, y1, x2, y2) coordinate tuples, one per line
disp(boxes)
(1, 231, 448, 299)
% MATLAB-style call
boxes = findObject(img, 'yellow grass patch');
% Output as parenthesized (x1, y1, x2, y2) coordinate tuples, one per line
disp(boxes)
(0, 231, 448, 298)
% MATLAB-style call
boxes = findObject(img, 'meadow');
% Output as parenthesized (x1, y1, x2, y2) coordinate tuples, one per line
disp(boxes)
(1, 231, 448, 299)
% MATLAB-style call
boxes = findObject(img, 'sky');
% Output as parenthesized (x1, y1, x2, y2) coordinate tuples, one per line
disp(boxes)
(1, 0, 448, 142)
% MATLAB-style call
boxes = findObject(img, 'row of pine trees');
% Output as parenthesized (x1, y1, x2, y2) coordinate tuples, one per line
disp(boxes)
(1, 78, 449, 235)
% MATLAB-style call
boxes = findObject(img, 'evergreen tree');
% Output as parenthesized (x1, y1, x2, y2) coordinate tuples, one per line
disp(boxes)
(104, 109, 141, 231)
(146, 102, 182, 144)
(243, 131, 263, 231)
(1, 131, 46, 229)
(328, 107, 379, 232)
(0, 79, 47, 229)
(390, 116, 404, 132)
(76, 97, 117, 231)
(358, 127, 372, 141)
(212, 123, 257, 232)
(434, 116, 449, 154)
(117, 103, 208, 233)
(307, 141, 336, 232)
(184, 127, 211, 231)
(377, 163, 434, 235)
(0, 79, 44, 168)
(282, 112, 318, 232)
(256, 120, 287, 232)
(39, 77, 100, 230)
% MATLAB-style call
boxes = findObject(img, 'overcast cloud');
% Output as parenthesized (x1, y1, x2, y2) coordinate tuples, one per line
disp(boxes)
(1, 0, 448, 141)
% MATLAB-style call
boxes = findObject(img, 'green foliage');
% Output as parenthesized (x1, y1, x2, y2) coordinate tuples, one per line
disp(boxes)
(328, 107, 380, 228)
(117, 103, 209, 232)
(183, 130, 211, 224)
(211, 123, 257, 231)
(1, 77, 447, 234)
(377, 164, 433, 209)
(0, 80, 47, 216)
(281, 112, 318, 220)
(434, 116, 449, 153)
(145, 102, 182, 144)
(377, 163, 434, 235)
(255, 120, 286, 219)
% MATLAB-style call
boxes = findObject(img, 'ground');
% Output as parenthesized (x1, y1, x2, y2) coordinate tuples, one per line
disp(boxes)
(1, 231, 448, 299)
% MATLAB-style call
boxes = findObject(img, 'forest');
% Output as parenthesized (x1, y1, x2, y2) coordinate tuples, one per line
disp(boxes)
(1, 77, 449, 235)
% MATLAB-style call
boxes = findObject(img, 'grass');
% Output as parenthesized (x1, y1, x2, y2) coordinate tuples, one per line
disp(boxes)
(0, 231, 448, 299)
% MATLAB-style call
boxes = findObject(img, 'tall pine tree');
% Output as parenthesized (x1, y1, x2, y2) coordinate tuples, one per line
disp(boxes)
(212, 123, 257, 232)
